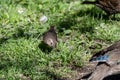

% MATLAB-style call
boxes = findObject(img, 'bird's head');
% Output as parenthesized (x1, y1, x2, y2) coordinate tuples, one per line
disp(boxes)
(46, 38, 56, 48)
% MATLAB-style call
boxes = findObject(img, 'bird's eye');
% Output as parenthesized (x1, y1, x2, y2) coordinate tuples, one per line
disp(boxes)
(51, 42, 53, 45)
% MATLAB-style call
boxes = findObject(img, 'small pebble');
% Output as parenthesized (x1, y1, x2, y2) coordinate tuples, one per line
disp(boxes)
(39, 15, 48, 23)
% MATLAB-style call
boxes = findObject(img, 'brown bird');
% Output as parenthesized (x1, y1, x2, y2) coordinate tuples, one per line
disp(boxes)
(42, 26, 57, 48)
(86, 40, 120, 80)
(82, 0, 120, 16)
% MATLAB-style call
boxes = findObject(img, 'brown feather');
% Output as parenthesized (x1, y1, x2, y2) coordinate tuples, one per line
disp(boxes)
(82, 0, 120, 16)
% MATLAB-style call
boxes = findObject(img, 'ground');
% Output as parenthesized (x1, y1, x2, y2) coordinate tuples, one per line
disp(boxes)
(0, 0, 120, 80)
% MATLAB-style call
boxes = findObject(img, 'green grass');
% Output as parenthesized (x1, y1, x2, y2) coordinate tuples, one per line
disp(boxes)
(0, 0, 120, 80)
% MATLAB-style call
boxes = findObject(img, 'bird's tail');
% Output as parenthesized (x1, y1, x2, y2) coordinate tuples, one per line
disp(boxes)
(82, 1, 96, 4)
(89, 55, 109, 62)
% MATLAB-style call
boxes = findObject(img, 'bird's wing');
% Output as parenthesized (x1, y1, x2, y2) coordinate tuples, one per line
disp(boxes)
(90, 55, 109, 62)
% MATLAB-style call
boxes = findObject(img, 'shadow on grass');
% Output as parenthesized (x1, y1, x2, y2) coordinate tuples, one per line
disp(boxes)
(57, 15, 95, 34)
(57, 7, 119, 34)
(57, 6, 120, 36)
(57, 14, 77, 32)
(76, 7, 108, 19)
(38, 42, 53, 53)
(0, 58, 13, 70)
(0, 28, 29, 45)
(40, 69, 68, 80)
(12, 27, 37, 39)
(57, 7, 100, 34)
(78, 6, 120, 20)
(0, 37, 9, 45)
